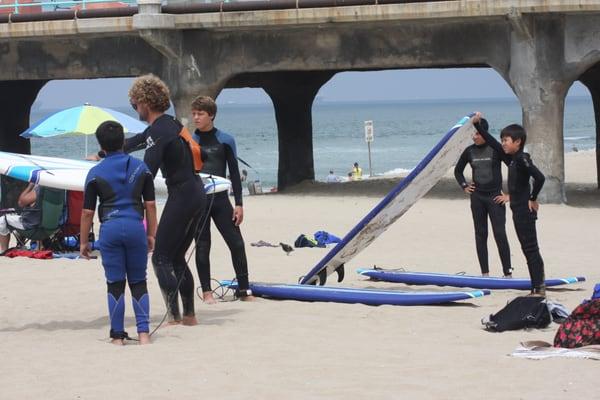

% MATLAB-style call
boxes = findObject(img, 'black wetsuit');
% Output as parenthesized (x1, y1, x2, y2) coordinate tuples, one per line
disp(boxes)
(123, 114, 207, 320)
(454, 143, 512, 275)
(192, 127, 250, 294)
(475, 122, 546, 291)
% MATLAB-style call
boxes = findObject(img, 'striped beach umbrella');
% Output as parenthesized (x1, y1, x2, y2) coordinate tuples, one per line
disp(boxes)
(21, 104, 147, 138)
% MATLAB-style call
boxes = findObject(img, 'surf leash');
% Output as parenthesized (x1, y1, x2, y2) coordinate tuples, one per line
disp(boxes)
(196, 278, 238, 302)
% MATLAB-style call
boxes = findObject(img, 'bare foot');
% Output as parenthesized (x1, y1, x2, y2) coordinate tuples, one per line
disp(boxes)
(138, 332, 151, 345)
(111, 338, 125, 346)
(203, 291, 217, 304)
(182, 315, 198, 326)
(240, 295, 257, 302)
(166, 320, 182, 326)
(482, 273, 489, 277)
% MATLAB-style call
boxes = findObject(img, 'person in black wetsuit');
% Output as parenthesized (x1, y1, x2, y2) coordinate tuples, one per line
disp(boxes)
(454, 118, 512, 277)
(190, 96, 254, 303)
(92, 75, 207, 324)
(472, 112, 547, 296)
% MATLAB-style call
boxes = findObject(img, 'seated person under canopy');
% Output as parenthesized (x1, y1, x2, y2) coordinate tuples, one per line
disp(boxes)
(0, 183, 41, 253)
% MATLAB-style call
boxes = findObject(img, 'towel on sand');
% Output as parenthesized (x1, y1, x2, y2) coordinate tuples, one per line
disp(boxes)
(510, 340, 600, 360)
(2, 249, 53, 259)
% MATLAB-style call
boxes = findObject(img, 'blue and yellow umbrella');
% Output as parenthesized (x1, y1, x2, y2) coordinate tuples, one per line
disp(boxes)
(21, 104, 147, 138)
(21, 104, 147, 155)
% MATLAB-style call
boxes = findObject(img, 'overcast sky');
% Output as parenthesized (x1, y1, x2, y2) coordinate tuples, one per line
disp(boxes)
(34, 68, 590, 109)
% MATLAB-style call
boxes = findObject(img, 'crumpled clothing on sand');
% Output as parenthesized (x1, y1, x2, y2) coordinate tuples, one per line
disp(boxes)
(250, 240, 279, 248)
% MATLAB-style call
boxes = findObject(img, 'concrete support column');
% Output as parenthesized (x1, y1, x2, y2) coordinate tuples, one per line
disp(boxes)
(579, 66, 600, 189)
(516, 83, 569, 203)
(0, 80, 46, 208)
(163, 66, 228, 131)
(507, 17, 569, 203)
(262, 71, 334, 190)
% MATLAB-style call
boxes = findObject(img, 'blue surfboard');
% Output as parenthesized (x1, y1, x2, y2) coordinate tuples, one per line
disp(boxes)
(299, 114, 476, 286)
(221, 280, 490, 306)
(357, 268, 586, 290)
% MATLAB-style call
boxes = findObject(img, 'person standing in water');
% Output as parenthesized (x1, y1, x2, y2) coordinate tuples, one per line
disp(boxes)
(190, 96, 254, 303)
(350, 162, 363, 181)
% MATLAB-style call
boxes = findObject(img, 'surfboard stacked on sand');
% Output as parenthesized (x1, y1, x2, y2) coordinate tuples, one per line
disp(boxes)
(356, 268, 586, 290)
(221, 115, 493, 306)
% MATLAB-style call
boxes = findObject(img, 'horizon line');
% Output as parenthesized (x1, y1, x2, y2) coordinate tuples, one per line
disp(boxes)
(32, 94, 591, 111)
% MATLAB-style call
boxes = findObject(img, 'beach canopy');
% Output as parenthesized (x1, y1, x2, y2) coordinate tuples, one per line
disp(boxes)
(21, 104, 147, 138)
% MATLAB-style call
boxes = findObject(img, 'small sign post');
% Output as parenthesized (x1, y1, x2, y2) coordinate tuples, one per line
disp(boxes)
(364, 120, 374, 177)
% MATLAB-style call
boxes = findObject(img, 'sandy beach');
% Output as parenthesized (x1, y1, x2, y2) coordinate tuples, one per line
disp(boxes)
(1, 150, 598, 399)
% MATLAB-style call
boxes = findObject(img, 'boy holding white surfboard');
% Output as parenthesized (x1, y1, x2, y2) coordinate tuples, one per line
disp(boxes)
(191, 96, 254, 302)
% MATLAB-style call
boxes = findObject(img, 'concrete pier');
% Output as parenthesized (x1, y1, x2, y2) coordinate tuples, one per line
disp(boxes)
(1, 0, 600, 201)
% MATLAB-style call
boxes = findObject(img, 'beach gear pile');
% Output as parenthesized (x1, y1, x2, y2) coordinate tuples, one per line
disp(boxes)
(482, 296, 552, 332)
(294, 231, 341, 248)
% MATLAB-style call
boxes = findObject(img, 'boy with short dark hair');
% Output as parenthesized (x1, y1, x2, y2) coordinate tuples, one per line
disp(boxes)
(80, 121, 158, 344)
(472, 113, 546, 296)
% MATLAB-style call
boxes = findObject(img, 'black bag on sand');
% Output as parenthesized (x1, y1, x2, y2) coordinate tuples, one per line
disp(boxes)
(482, 296, 551, 332)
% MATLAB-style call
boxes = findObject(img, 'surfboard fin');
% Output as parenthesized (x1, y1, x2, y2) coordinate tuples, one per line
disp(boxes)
(317, 269, 327, 286)
(335, 264, 345, 282)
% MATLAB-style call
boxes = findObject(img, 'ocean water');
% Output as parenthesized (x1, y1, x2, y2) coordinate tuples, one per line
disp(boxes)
(29, 97, 596, 188)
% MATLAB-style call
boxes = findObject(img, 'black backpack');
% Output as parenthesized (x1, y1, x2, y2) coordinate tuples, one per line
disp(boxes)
(483, 296, 551, 332)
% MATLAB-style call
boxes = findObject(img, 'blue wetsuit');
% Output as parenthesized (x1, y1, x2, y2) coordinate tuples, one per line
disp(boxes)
(84, 152, 155, 339)
(192, 128, 250, 294)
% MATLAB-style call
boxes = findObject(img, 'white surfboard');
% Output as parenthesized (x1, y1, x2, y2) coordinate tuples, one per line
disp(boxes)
(0, 151, 231, 194)
(300, 115, 476, 285)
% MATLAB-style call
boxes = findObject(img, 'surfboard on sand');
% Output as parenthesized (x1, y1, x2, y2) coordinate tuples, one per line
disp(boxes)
(0, 151, 231, 194)
(357, 268, 586, 290)
(221, 280, 490, 306)
(299, 114, 476, 286)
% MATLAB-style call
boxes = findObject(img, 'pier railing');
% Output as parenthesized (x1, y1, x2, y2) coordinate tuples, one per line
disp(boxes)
(0, 0, 136, 14)
(0, 0, 441, 16)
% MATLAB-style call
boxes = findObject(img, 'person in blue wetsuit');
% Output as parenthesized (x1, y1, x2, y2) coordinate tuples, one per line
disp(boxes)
(454, 118, 512, 277)
(472, 112, 547, 296)
(80, 121, 158, 345)
(89, 74, 207, 325)
(190, 96, 254, 303)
